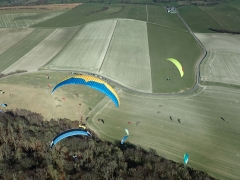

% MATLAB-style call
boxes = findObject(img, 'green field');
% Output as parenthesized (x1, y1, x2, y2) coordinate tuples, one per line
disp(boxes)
(200, 4, 240, 32)
(179, 2, 240, 33)
(0, 0, 178, 6)
(87, 85, 240, 180)
(179, 6, 222, 33)
(147, 5, 187, 31)
(32, 3, 189, 29)
(147, 23, 202, 93)
(33, 4, 148, 27)
(0, 28, 54, 72)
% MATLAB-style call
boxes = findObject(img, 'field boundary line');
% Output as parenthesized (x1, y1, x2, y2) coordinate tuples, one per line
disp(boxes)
(90, 89, 122, 119)
(98, 19, 118, 73)
(147, 21, 188, 33)
(146, 21, 153, 93)
(40, 25, 83, 69)
(0, 29, 47, 72)
(199, 6, 222, 26)
(86, 89, 122, 138)
(85, 93, 114, 134)
(146, 5, 148, 22)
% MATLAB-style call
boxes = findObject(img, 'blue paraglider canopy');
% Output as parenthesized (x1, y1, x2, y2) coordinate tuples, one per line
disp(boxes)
(121, 135, 129, 145)
(50, 129, 92, 148)
(183, 153, 189, 164)
(0, 104, 7, 107)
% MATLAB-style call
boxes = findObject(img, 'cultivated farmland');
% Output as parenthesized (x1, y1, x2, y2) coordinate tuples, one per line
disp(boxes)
(88, 85, 240, 180)
(201, 51, 240, 85)
(195, 33, 240, 53)
(45, 19, 117, 72)
(2, 26, 80, 74)
(0, 28, 34, 55)
(0, 12, 63, 28)
(46, 19, 153, 93)
(101, 19, 152, 92)
(0, 28, 54, 73)
(196, 33, 240, 85)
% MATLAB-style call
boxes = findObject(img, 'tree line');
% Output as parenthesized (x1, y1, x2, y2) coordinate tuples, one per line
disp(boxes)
(0, 109, 217, 179)
(209, 28, 240, 34)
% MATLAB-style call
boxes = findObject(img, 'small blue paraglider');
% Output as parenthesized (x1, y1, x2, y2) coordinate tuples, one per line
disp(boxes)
(183, 153, 189, 164)
(0, 104, 7, 107)
(121, 135, 129, 145)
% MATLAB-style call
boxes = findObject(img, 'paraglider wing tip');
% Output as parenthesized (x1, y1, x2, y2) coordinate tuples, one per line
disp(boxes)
(87, 131, 92, 137)
(50, 141, 54, 149)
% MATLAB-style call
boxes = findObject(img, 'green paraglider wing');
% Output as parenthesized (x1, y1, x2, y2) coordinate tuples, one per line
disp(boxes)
(165, 58, 184, 77)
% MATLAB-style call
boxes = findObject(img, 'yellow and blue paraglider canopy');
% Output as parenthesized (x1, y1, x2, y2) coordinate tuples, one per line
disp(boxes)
(165, 58, 184, 77)
(51, 75, 120, 107)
